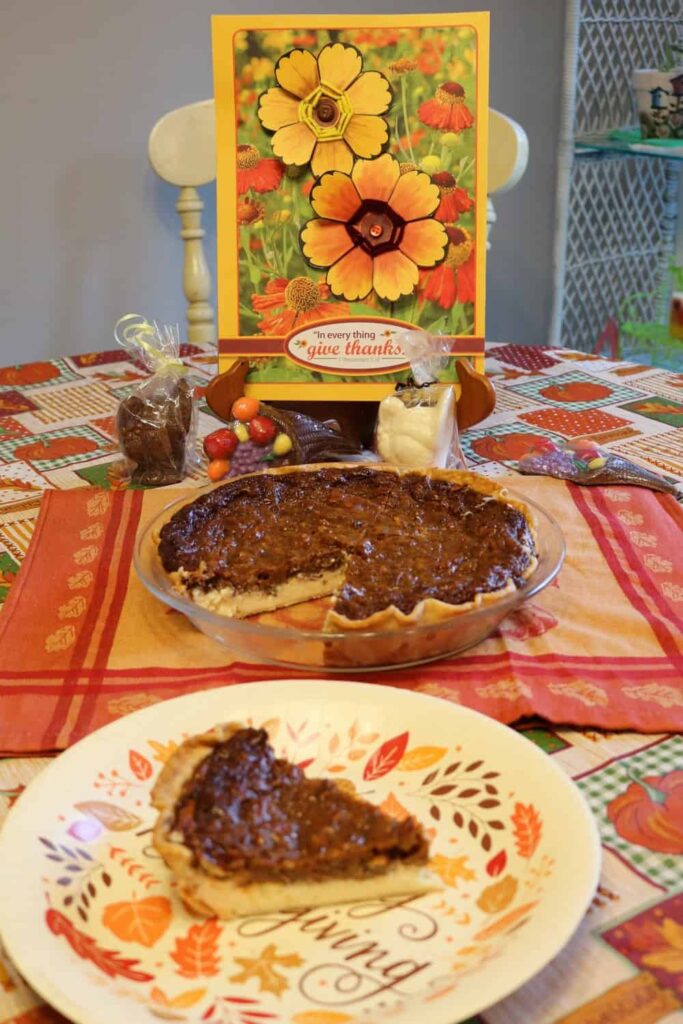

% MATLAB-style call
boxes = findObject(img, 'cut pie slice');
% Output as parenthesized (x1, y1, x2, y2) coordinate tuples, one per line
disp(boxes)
(152, 724, 436, 919)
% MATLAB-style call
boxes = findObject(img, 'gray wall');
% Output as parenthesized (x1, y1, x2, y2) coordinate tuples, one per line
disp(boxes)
(1, 0, 565, 362)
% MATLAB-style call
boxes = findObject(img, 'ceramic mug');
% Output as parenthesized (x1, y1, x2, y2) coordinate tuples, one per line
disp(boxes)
(631, 68, 683, 138)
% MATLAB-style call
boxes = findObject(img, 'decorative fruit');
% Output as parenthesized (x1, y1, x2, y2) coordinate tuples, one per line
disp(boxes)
(606, 770, 683, 854)
(207, 459, 230, 482)
(203, 428, 238, 461)
(231, 396, 260, 422)
(272, 432, 293, 456)
(526, 437, 557, 456)
(234, 422, 249, 443)
(249, 415, 277, 446)
(566, 438, 600, 453)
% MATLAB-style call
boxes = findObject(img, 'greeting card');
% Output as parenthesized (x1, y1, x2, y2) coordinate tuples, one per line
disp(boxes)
(213, 13, 489, 400)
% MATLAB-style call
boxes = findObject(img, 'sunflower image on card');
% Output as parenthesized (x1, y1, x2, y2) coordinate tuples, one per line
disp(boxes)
(213, 13, 489, 399)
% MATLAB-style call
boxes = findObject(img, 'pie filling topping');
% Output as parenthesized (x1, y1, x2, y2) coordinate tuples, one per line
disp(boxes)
(172, 728, 429, 884)
(158, 467, 535, 620)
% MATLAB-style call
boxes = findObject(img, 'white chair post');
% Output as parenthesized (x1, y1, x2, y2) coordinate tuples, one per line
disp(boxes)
(148, 100, 217, 347)
(176, 186, 215, 346)
(486, 109, 529, 247)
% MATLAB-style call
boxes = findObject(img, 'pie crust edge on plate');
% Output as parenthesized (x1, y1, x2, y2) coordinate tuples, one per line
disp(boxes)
(151, 723, 438, 920)
(159, 464, 539, 633)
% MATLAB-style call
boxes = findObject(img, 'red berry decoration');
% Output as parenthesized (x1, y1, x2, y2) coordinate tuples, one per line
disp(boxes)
(203, 428, 238, 461)
(248, 415, 277, 446)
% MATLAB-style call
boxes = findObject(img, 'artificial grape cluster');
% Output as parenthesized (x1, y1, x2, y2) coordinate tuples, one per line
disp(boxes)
(203, 395, 293, 482)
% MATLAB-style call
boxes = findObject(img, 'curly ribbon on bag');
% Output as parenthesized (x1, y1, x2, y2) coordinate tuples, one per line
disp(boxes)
(114, 314, 186, 376)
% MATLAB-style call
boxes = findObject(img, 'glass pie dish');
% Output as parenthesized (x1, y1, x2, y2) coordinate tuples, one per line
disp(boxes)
(134, 486, 565, 671)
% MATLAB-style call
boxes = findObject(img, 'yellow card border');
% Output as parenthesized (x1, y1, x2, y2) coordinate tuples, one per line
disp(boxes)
(212, 12, 489, 399)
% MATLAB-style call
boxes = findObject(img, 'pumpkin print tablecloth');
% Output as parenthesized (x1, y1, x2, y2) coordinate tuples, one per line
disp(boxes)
(0, 342, 682, 1024)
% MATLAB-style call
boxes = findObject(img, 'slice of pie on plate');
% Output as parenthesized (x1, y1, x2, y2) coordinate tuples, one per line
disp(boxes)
(152, 724, 435, 918)
(157, 464, 538, 631)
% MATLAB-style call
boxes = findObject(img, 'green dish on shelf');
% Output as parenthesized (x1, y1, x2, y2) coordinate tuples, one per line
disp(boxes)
(609, 128, 683, 149)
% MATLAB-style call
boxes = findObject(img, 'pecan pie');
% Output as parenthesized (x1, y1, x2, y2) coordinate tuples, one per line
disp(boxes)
(152, 724, 434, 918)
(157, 464, 537, 631)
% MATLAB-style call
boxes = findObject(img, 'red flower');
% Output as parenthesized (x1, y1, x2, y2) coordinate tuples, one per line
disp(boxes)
(417, 41, 442, 75)
(419, 82, 474, 133)
(420, 227, 475, 308)
(251, 276, 349, 335)
(431, 171, 473, 222)
(392, 128, 426, 154)
(236, 144, 284, 195)
(350, 28, 401, 47)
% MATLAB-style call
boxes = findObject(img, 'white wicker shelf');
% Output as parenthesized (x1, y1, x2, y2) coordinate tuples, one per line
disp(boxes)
(552, 0, 682, 352)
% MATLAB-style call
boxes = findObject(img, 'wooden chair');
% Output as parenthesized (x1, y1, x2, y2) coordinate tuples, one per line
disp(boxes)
(148, 102, 529, 345)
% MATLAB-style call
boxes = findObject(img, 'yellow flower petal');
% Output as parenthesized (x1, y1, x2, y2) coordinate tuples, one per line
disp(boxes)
(346, 71, 392, 115)
(301, 219, 354, 268)
(258, 87, 301, 132)
(399, 219, 448, 267)
(311, 172, 362, 221)
(311, 139, 354, 177)
(327, 247, 373, 300)
(317, 43, 362, 92)
(352, 153, 400, 202)
(372, 249, 418, 301)
(389, 170, 440, 221)
(344, 114, 388, 159)
(275, 49, 319, 99)
(272, 122, 316, 166)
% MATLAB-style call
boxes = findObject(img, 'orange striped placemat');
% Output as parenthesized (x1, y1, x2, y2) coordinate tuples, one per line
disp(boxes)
(0, 478, 681, 753)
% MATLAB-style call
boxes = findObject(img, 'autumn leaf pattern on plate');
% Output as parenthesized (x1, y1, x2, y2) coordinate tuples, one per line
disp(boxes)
(24, 688, 577, 1024)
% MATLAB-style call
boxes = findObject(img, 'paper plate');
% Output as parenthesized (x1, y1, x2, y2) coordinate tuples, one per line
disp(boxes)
(0, 680, 600, 1024)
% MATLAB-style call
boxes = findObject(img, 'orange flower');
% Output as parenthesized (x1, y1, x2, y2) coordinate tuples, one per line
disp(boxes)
(236, 144, 284, 195)
(237, 198, 264, 225)
(389, 58, 417, 76)
(301, 152, 448, 302)
(419, 227, 475, 308)
(293, 32, 317, 47)
(417, 41, 441, 75)
(431, 171, 473, 222)
(251, 276, 349, 335)
(258, 44, 391, 177)
(349, 28, 401, 47)
(392, 128, 426, 154)
(419, 82, 474, 133)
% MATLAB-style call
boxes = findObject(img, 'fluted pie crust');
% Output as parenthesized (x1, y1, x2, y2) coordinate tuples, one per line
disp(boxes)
(158, 464, 538, 632)
(151, 723, 437, 919)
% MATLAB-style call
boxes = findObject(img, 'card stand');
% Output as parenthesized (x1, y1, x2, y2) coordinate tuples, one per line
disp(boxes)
(205, 360, 495, 446)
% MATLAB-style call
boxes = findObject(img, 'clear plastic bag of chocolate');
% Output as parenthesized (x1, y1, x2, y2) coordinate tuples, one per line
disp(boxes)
(114, 314, 198, 486)
(374, 330, 466, 469)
